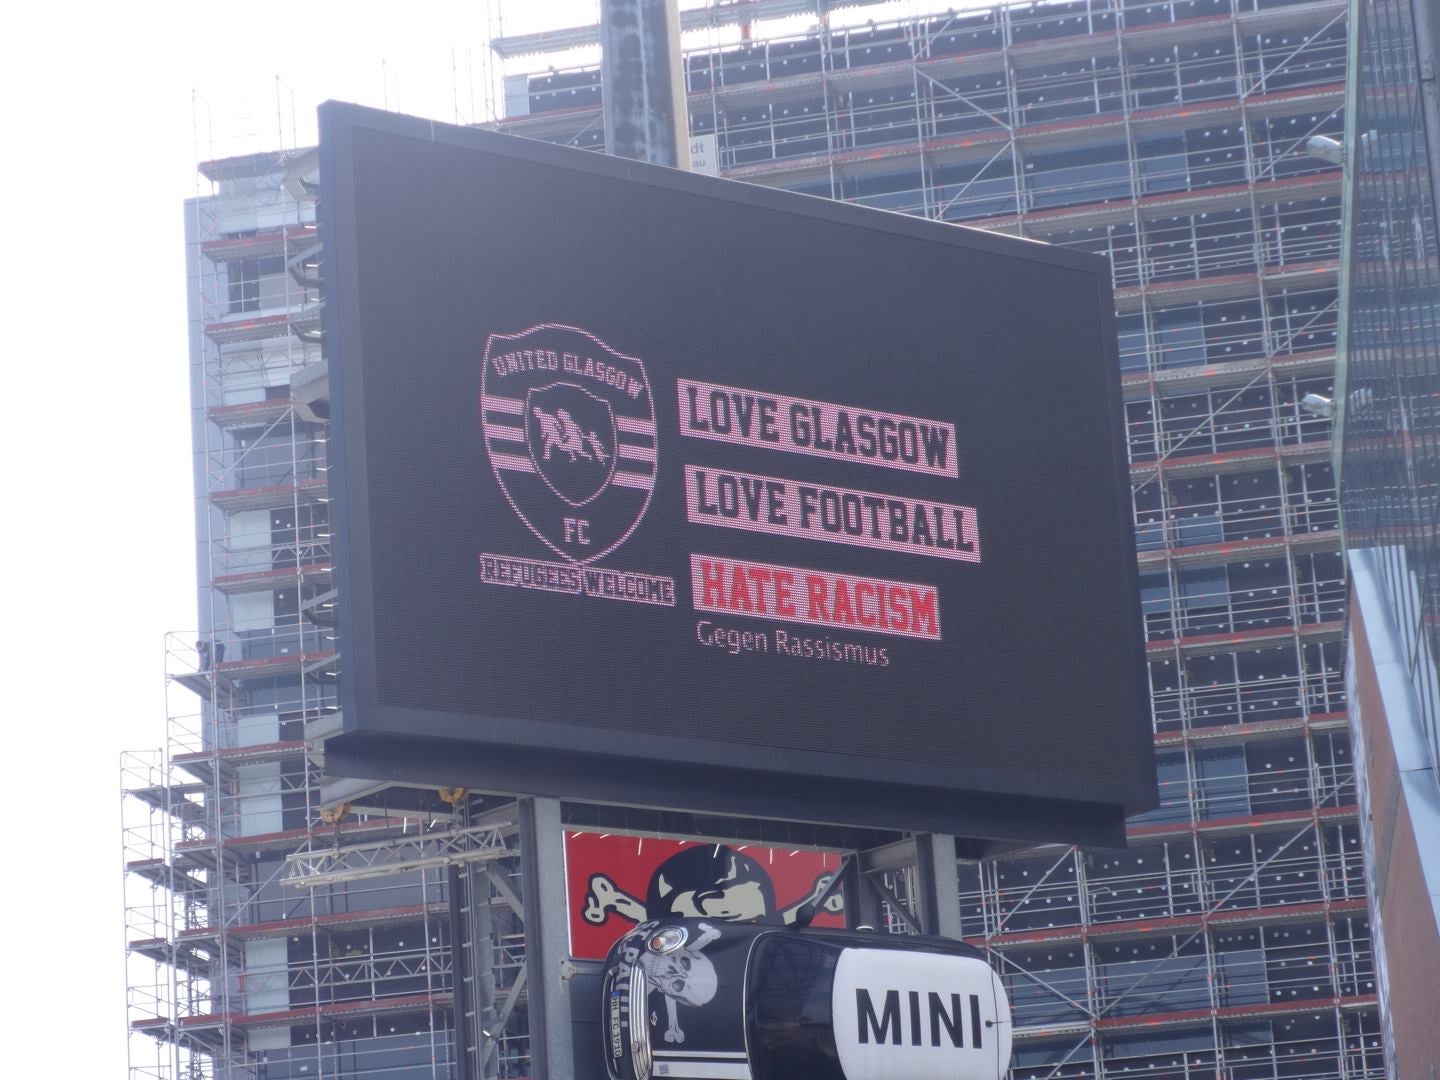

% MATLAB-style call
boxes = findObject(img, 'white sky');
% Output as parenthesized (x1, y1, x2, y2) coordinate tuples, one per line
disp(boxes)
(3, 3, 569, 1070)
(0, 0, 966, 1072)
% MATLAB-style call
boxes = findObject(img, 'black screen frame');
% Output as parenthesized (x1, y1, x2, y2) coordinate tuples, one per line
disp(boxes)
(318, 101, 1155, 846)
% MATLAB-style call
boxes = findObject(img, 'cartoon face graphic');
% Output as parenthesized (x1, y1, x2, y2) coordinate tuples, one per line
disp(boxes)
(657, 877, 770, 921)
(647, 846, 778, 923)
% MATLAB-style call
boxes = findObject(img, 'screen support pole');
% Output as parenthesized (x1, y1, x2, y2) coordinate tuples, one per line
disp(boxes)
(915, 833, 965, 939)
(840, 854, 885, 930)
(857, 834, 964, 938)
(519, 796, 576, 1080)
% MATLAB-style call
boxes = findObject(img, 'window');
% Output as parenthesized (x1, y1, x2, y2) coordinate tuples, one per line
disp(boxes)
(1088, 840, 1201, 921)
(1186, 123, 1247, 189)
(1136, 134, 1188, 194)
(848, 87, 919, 150)
(1213, 929, 1270, 1005)
(1154, 305, 1206, 367)
(1026, 143, 1131, 210)
(1103, 1026, 1216, 1075)
(770, 98, 828, 160)
(1236, 644, 1303, 722)
(1322, 821, 1366, 898)
(1117, 313, 1148, 371)
(1195, 744, 1250, 818)
(1159, 391, 1215, 458)
(720, 103, 776, 164)
(1134, 478, 1169, 550)
(1179, 565, 1229, 635)
(1260, 196, 1342, 265)
(1144, 215, 1199, 281)
(847, 168, 925, 213)
(1170, 475, 1221, 547)
(1131, 749, 1191, 824)
(1187, 650, 1241, 727)
(1294, 550, 1345, 624)
(1011, 1037, 1095, 1079)
(1178, 38, 1239, 103)
(1194, 207, 1255, 276)
(934, 157, 1016, 220)
(1150, 656, 1183, 733)
(227, 255, 286, 314)
(1286, 461, 1339, 532)
(932, 73, 1010, 136)
(1131, 46, 1182, 109)
(747, 935, 846, 1080)
(1220, 471, 1282, 541)
(1304, 639, 1346, 714)
(526, 68, 600, 113)
(999, 946, 1089, 1028)
(1254, 109, 1344, 179)
(1245, 735, 1311, 813)
(1015, 56, 1122, 124)
(1228, 557, 1291, 631)
(1203, 299, 1265, 362)
(1214, 385, 1274, 452)
(1276, 374, 1335, 444)
(1139, 572, 1174, 639)
(924, 10, 1002, 60)
(1205, 834, 1261, 910)
(1128, 399, 1159, 461)
(1093, 935, 1209, 1016)
(1262, 922, 1334, 1001)
(993, 850, 1083, 932)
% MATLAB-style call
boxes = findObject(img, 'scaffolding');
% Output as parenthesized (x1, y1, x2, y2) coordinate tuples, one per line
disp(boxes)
(122, 0, 1385, 1077)
(489, 0, 1379, 1077)
(121, 149, 534, 1080)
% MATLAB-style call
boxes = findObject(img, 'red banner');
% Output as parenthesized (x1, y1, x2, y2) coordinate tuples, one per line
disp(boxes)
(565, 832, 846, 960)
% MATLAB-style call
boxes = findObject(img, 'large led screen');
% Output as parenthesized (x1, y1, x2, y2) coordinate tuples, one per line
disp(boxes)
(320, 102, 1155, 844)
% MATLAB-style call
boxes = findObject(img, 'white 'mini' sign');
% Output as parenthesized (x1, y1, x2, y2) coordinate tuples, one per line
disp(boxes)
(831, 948, 1013, 1080)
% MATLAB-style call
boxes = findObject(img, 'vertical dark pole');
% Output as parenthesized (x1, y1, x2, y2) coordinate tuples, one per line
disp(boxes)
(915, 833, 964, 939)
(600, 0, 688, 166)
(519, 796, 575, 1080)
(840, 854, 883, 930)
(472, 863, 498, 1080)
(448, 864, 474, 1078)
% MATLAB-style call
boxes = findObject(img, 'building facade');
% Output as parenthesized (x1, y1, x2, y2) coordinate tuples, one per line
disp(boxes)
(123, 1, 1386, 1078)
(122, 154, 536, 1079)
(1340, 0, 1440, 1074)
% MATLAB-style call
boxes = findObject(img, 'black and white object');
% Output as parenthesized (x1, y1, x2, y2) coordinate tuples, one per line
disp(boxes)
(601, 918, 1011, 1080)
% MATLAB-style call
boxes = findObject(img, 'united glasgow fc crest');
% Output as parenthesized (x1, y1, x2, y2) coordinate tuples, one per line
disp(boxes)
(482, 324, 657, 564)
(527, 383, 617, 507)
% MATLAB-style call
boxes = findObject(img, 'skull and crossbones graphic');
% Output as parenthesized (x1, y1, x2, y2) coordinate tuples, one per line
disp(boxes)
(582, 845, 843, 928)
(639, 922, 722, 1044)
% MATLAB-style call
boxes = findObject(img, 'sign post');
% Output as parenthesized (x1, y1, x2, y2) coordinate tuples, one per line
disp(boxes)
(519, 798, 575, 1080)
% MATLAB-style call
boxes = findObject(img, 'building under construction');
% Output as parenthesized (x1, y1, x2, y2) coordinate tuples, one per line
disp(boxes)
(122, 0, 1384, 1077)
